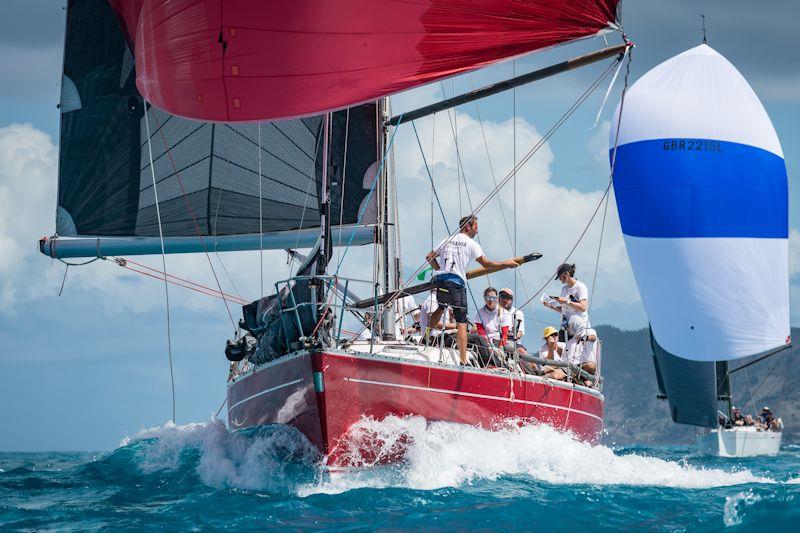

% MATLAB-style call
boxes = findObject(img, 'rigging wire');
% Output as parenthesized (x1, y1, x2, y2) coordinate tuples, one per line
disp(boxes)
(150, 111, 237, 331)
(258, 122, 264, 297)
(209, 191, 245, 303)
(515, 46, 633, 314)
(336, 109, 351, 267)
(464, 74, 542, 329)
(289, 124, 322, 278)
(380, 53, 626, 316)
(412, 121, 483, 317)
(144, 104, 177, 424)
(512, 58, 518, 324)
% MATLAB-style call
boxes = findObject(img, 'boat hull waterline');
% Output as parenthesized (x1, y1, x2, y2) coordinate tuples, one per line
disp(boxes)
(227, 350, 604, 467)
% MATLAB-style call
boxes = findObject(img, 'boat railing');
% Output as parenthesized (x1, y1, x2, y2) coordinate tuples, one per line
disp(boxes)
(271, 275, 383, 347)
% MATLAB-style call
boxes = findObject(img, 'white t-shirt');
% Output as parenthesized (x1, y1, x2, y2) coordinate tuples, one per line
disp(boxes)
(419, 293, 450, 337)
(560, 280, 589, 321)
(474, 305, 512, 341)
(502, 305, 525, 339)
(538, 341, 566, 362)
(394, 295, 418, 337)
(432, 232, 484, 284)
(566, 328, 598, 365)
(356, 328, 373, 341)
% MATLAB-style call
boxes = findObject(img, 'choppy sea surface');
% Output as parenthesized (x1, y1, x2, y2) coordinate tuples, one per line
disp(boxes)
(2, 417, 799, 531)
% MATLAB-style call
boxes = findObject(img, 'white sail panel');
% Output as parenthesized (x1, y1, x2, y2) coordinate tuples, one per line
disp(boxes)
(611, 44, 789, 362)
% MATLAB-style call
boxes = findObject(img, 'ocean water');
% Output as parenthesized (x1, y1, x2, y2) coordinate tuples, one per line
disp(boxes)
(1, 417, 798, 531)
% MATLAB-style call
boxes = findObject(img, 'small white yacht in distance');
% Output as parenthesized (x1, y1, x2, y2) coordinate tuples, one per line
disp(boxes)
(697, 406, 783, 458)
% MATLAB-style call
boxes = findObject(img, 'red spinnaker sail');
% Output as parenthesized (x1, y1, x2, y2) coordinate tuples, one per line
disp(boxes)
(110, 0, 619, 122)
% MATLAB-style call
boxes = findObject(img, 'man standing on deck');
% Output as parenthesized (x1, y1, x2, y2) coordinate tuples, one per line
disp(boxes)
(425, 215, 519, 364)
(543, 263, 590, 341)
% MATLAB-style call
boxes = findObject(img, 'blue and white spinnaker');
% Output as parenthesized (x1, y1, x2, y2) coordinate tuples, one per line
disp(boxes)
(611, 44, 789, 363)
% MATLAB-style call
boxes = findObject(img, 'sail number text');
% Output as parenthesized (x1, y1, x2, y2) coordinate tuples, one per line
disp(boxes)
(662, 139, 722, 152)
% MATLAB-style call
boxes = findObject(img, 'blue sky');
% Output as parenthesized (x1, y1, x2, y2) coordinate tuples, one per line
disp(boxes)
(1, 0, 798, 451)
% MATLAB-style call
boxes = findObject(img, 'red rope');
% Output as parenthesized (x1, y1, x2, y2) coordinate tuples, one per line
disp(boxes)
(115, 259, 250, 305)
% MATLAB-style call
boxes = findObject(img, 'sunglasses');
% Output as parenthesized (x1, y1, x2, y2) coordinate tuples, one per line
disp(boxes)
(484, 296, 498, 301)
(499, 294, 512, 300)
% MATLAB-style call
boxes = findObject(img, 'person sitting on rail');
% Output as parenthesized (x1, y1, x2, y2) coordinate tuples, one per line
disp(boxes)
(468, 287, 511, 367)
(543, 263, 590, 342)
(731, 406, 746, 426)
(538, 326, 567, 381)
(425, 215, 519, 365)
(419, 292, 457, 347)
(498, 287, 528, 356)
(564, 316, 599, 387)
(759, 406, 782, 432)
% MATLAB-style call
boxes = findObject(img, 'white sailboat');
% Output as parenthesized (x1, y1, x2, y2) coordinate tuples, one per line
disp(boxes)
(611, 44, 791, 457)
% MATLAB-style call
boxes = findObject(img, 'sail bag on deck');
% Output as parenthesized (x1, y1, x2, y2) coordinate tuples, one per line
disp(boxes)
(611, 45, 790, 426)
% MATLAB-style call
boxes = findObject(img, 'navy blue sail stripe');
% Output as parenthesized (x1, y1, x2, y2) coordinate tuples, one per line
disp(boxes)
(612, 139, 787, 238)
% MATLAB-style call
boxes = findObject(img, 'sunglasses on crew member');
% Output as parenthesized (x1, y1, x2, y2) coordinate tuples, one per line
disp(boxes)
(499, 293, 512, 300)
(484, 296, 498, 301)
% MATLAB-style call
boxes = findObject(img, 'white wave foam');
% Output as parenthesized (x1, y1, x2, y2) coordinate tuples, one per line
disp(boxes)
(723, 489, 761, 527)
(300, 416, 774, 495)
(119, 419, 318, 491)
(785, 477, 800, 484)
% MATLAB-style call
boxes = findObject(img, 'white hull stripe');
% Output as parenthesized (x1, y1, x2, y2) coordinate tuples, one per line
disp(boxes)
(344, 377, 603, 423)
(228, 379, 304, 411)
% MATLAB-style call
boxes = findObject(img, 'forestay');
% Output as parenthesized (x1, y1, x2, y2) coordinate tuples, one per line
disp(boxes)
(611, 44, 790, 364)
(47, 0, 379, 258)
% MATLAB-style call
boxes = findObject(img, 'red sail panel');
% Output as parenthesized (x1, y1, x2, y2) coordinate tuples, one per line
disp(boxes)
(110, 0, 618, 122)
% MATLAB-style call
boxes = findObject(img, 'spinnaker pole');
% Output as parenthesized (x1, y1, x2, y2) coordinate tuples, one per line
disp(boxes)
(387, 43, 629, 126)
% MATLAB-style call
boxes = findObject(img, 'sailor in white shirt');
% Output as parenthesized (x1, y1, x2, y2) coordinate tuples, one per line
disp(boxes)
(394, 294, 419, 339)
(418, 293, 455, 344)
(542, 263, 590, 340)
(564, 315, 598, 386)
(425, 215, 519, 364)
(356, 312, 375, 341)
(498, 287, 527, 352)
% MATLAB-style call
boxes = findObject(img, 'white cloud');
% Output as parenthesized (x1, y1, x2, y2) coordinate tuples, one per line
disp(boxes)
(0, 123, 308, 318)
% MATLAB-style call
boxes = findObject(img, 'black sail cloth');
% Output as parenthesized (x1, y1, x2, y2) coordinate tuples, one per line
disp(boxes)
(55, 0, 378, 245)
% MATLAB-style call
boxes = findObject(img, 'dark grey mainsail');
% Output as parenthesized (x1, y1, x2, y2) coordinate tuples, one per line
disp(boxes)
(650, 331, 719, 427)
(43, 0, 378, 258)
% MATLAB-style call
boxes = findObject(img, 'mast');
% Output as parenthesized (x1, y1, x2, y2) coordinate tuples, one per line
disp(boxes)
(316, 113, 332, 302)
(378, 98, 397, 340)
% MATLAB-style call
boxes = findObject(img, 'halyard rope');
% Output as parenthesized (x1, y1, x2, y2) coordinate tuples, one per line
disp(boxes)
(144, 103, 177, 424)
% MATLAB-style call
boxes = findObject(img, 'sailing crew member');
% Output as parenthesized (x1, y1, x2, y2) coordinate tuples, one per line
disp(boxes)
(419, 292, 456, 346)
(498, 287, 528, 355)
(759, 407, 782, 431)
(564, 316, 599, 386)
(543, 263, 590, 341)
(539, 326, 567, 381)
(731, 406, 746, 426)
(469, 287, 510, 367)
(425, 215, 519, 364)
(394, 293, 419, 338)
(356, 312, 375, 341)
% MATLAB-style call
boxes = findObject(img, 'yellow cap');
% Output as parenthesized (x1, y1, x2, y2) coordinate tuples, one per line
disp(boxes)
(542, 326, 558, 338)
